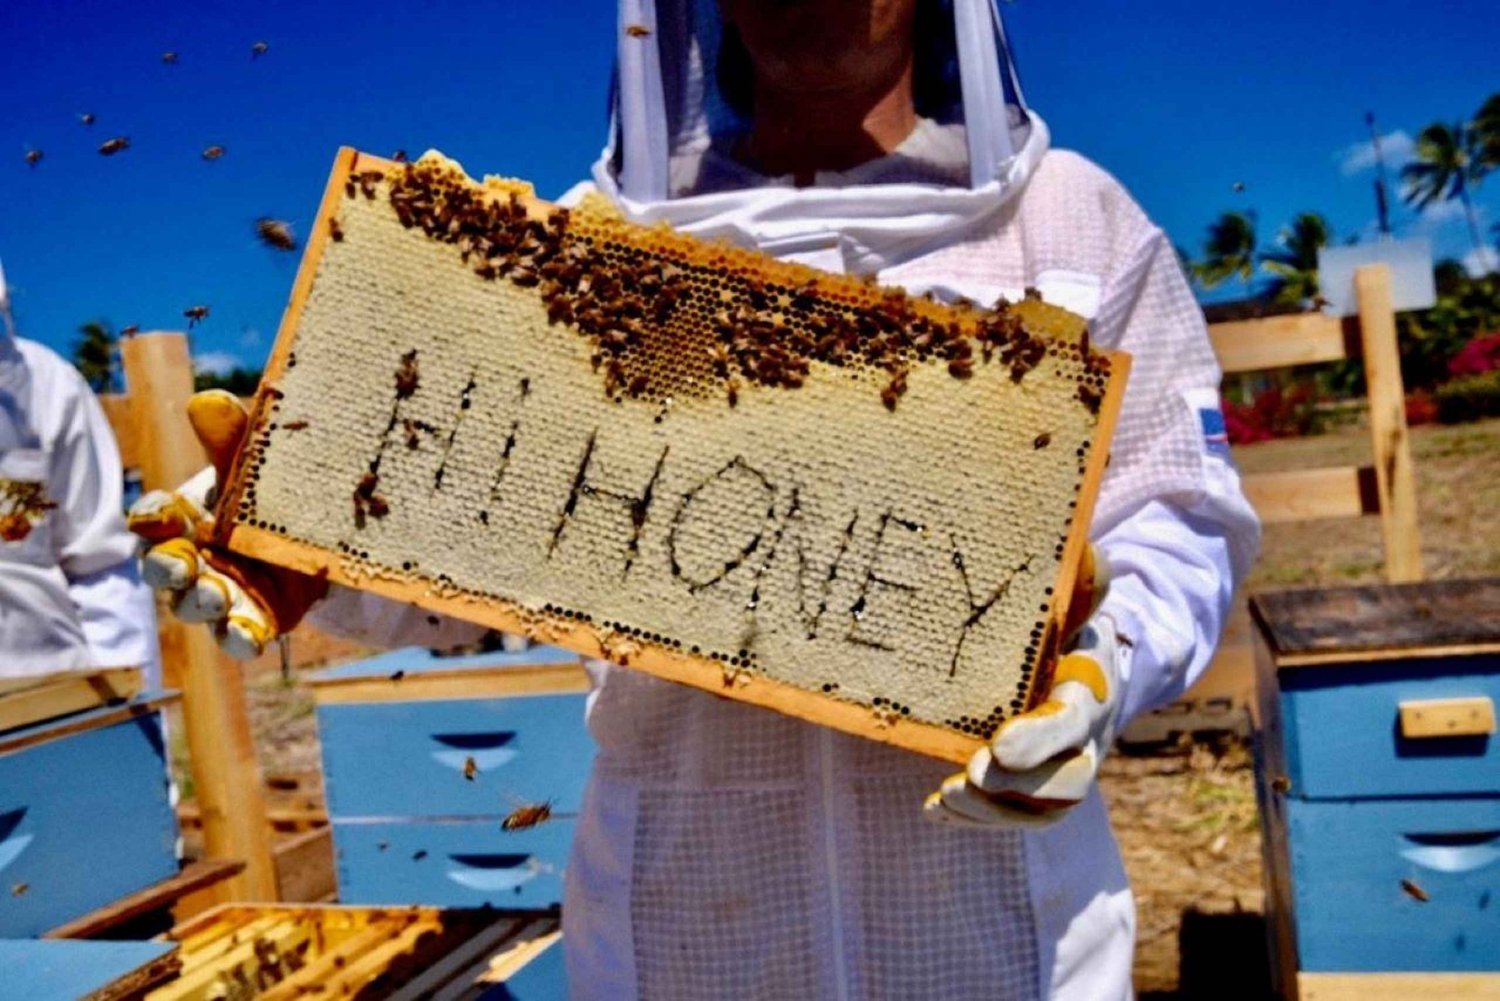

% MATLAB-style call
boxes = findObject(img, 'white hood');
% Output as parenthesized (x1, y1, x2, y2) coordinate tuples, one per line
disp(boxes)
(0, 257, 14, 341)
(592, 0, 1049, 274)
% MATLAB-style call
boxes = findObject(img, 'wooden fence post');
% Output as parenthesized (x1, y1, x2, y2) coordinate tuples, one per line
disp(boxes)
(119, 332, 278, 902)
(1355, 265, 1424, 583)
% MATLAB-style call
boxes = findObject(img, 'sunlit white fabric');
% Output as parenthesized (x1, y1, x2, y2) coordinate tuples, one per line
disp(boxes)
(310, 3, 1259, 995)
(0, 334, 157, 678)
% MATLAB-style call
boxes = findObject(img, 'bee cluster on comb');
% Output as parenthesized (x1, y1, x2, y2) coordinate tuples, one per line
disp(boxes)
(219, 149, 1128, 763)
(375, 156, 1112, 416)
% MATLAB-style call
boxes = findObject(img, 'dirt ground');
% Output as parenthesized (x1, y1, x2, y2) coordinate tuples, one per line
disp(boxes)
(217, 415, 1498, 998)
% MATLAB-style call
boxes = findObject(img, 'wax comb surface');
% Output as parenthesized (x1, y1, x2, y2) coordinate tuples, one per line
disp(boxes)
(219, 149, 1129, 763)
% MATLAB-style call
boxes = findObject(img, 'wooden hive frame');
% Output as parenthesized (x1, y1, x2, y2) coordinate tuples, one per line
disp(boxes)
(146, 904, 559, 1000)
(217, 148, 1130, 764)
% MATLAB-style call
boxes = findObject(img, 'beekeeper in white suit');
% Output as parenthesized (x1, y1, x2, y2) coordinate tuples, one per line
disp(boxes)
(132, 1, 1260, 997)
(0, 258, 159, 685)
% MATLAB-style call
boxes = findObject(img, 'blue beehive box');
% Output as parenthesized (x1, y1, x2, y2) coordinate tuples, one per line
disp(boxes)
(0, 685, 179, 938)
(1252, 580, 1500, 1000)
(309, 644, 594, 908)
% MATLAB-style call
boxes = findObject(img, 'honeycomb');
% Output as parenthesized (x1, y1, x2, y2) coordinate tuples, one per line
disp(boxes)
(220, 149, 1126, 761)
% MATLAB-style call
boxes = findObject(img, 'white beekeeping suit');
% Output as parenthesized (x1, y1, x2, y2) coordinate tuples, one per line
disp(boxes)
(0, 259, 161, 685)
(557, 2, 1259, 998)
(299, 1, 1259, 996)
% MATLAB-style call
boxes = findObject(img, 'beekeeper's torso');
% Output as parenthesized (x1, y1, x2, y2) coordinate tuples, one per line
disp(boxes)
(0, 332, 156, 679)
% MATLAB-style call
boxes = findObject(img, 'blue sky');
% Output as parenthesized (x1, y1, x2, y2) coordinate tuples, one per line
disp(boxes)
(4, 0, 1498, 372)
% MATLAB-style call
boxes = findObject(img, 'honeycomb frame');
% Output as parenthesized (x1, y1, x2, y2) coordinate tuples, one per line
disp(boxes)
(217, 148, 1131, 764)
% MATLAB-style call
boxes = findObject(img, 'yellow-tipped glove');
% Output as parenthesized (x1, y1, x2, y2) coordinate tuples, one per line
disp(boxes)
(127, 391, 327, 659)
(924, 545, 1120, 828)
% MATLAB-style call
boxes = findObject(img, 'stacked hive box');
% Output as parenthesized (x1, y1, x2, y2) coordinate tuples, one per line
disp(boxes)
(310, 645, 592, 908)
(0, 670, 180, 937)
(1252, 580, 1500, 999)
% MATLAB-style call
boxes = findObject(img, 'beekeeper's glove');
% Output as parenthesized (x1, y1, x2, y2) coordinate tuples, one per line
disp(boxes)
(923, 545, 1120, 828)
(127, 390, 327, 658)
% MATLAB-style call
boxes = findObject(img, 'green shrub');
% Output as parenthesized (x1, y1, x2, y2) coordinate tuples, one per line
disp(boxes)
(1435, 370, 1500, 424)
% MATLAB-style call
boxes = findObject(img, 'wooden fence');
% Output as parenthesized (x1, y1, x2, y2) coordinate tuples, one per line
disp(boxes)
(1123, 263, 1423, 741)
(105, 333, 276, 902)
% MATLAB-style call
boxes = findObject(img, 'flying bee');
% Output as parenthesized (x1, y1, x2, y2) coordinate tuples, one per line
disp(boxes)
(255, 217, 298, 251)
(97, 136, 130, 156)
(202, 145, 226, 161)
(161, 51, 179, 65)
(1400, 878, 1429, 903)
(462, 756, 478, 781)
(625, 23, 651, 37)
(24, 148, 43, 168)
(11, 883, 27, 897)
(251, 40, 269, 58)
(183, 305, 210, 328)
(392, 149, 408, 163)
(120, 324, 140, 337)
(79, 112, 95, 126)
(502, 800, 553, 832)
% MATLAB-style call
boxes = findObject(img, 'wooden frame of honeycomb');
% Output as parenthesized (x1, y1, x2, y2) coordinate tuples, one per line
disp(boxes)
(217, 148, 1130, 764)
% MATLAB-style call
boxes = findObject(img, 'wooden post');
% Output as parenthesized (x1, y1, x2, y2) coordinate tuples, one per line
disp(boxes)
(119, 332, 278, 902)
(1355, 265, 1423, 583)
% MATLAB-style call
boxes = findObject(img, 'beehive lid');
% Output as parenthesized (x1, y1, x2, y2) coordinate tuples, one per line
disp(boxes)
(0, 939, 179, 1000)
(1251, 579, 1500, 664)
(308, 644, 587, 705)
(219, 148, 1130, 763)
(310, 644, 580, 684)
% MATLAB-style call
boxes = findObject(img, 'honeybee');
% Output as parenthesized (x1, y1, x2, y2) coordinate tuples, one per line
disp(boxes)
(98, 136, 130, 156)
(183, 305, 210, 328)
(120, 324, 140, 337)
(25, 149, 43, 168)
(1400, 878, 1429, 903)
(881, 368, 908, 411)
(251, 40, 269, 58)
(1033, 432, 1052, 450)
(283, 420, 309, 431)
(328, 217, 344, 242)
(394, 350, 420, 398)
(625, 23, 651, 37)
(79, 112, 95, 126)
(502, 800, 553, 832)
(161, 51, 179, 65)
(11, 883, 27, 897)
(463, 756, 478, 781)
(255, 217, 298, 251)
(202, 145, 226, 161)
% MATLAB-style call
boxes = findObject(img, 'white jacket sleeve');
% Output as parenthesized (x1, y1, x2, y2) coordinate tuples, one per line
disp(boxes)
(68, 561, 162, 685)
(1087, 224, 1261, 726)
(49, 365, 162, 677)
(305, 585, 490, 650)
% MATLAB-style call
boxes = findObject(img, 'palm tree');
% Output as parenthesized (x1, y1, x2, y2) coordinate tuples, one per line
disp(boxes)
(1401, 121, 1488, 252)
(1193, 211, 1258, 289)
(1260, 212, 1330, 307)
(71, 321, 117, 392)
(1474, 92, 1500, 170)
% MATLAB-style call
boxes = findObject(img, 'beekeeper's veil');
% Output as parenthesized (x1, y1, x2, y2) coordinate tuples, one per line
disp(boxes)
(0, 258, 33, 447)
(592, 0, 1048, 274)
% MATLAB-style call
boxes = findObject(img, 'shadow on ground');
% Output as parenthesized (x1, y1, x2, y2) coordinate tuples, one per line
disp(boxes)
(1141, 908, 1273, 1000)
